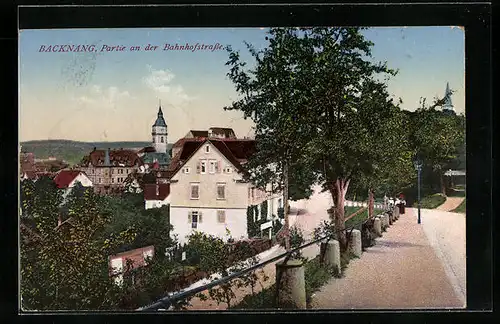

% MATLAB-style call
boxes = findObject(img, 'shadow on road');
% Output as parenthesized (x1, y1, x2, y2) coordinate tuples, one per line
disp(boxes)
(375, 240, 425, 249)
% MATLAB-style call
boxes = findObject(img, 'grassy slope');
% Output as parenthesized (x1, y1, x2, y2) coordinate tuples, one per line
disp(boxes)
(21, 140, 174, 166)
(451, 200, 466, 213)
(415, 193, 446, 209)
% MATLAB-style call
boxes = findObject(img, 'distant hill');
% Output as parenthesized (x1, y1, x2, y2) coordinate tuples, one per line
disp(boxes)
(21, 140, 174, 166)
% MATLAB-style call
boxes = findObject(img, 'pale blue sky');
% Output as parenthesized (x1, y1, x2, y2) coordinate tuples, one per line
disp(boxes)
(19, 27, 465, 142)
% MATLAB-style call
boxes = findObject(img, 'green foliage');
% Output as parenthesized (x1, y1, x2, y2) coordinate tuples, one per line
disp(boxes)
(230, 284, 277, 309)
(279, 226, 304, 259)
(415, 193, 446, 209)
(304, 257, 336, 306)
(260, 200, 268, 220)
(277, 207, 284, 219)
(408, 105, 465, 193)
(345, 207, 383, 231)
(186, 232, 265, 309)
(99, 196, 174, 255)
(247, 205, 267, 238)
(20, 178, 136, 310)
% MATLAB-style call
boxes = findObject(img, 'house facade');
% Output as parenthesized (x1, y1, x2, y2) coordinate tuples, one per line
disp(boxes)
(166, 137, 280, 245)
(78, 148, 143, 195)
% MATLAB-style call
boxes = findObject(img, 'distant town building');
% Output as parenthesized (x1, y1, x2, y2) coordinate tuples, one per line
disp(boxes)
(78, 148, 143, 195)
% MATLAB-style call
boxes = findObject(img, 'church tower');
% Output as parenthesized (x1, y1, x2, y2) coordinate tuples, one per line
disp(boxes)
(152, 102, 168, 153)
(442, 82, 455, 113)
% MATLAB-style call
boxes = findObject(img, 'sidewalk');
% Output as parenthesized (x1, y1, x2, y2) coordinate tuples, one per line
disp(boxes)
(310, 208, 464, 309)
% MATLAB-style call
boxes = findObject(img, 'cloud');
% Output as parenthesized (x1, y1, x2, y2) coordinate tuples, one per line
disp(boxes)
(73, 85, 132, 110)
(142, 65, 193, 106)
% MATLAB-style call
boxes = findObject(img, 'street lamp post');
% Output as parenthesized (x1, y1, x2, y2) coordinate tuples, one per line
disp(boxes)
(414, 160, 422, 224)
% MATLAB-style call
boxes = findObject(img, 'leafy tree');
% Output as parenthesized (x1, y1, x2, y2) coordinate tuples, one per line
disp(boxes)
(20, 178, 136, 310)
(99, 196, 175, 255)
(225, 27, 319, 250)
(409, 97, 465, 195)
(186, 232, 264, 309)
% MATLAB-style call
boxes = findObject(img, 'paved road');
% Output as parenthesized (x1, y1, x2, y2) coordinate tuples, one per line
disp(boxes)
(310, 208, 465, 309)
(419, 208, 466, 305)
(437, 197, 465, 212)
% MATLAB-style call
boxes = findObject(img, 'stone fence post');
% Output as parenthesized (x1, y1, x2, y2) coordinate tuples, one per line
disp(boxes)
(374, 217, 382, 237)
(349, 229, 362, 257)
(323, 240, 341, 274)
(275, 260, 306, 309)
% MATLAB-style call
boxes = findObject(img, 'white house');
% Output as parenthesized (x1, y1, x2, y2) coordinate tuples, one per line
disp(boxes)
(166, 137, 281, 245)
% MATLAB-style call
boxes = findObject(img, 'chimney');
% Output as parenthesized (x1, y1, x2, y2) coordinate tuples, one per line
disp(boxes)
(104, 148, 111, 166)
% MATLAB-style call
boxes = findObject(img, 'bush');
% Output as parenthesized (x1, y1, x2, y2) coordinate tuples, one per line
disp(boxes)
(230, 284, 276, 309)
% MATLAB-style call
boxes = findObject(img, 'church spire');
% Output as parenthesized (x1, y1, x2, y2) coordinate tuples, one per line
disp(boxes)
(158, 99, 163, 116)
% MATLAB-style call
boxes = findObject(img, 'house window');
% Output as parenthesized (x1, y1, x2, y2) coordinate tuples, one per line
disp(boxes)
(111, 169, 114, 174)
(111, 178, 114, 183)
(209, 160, 216, 174)
(127, 169, 129, 174)
(190, 183, 200, 199)
(99, 178, 102, 184)
(200, 160, 207, 174)
(189, 211, 202, 229)
(153, 137, 156, 143)
(225, 167, 232, 173)
(205, 145, 210, 153)
(184, 167, 190, 174)
(217, 183, 226, 200)
(161, 136, 164, 143)
(92, 169, 95, 174)
(217, 210, 226, 223)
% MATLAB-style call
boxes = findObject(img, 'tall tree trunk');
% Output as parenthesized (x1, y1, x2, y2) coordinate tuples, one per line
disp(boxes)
(368, 189, 374, 218)
(327, 178, 350, 252)
(283, 160, 291, 251)
(440, 171, 446, 196)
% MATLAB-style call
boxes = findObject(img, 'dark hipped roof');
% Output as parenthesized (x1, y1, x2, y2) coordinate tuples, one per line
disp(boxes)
(143, 183, 170, 201)
(80, 149, 142, 167)
(167, 138, 256, 178)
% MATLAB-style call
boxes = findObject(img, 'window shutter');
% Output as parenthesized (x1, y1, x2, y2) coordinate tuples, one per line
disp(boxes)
(188, 211, 192, 223)
(199, 211, 203, 223)
(216, 161, 221, 173)
(196, 161, 201, 173)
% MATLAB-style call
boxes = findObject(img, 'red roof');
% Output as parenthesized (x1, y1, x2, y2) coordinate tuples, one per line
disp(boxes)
(53, 170, 88, 188)
(143, 183, 170, 201)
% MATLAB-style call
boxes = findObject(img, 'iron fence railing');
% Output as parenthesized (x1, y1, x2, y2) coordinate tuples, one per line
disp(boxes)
(136, 205, 395, 311)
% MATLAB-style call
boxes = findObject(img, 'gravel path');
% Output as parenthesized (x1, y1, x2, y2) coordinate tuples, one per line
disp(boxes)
(310, 208, 464, 309)
(437, 197, 465, 212)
